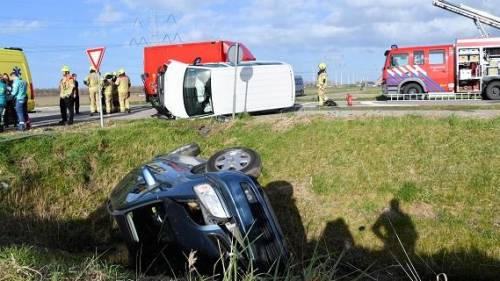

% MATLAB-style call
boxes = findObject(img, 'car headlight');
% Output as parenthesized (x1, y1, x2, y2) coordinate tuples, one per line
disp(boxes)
(193, 183, 230, 219)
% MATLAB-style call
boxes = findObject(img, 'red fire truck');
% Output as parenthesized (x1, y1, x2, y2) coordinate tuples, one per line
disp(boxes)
(382, 38, 500, 100)
(142, 41, 255, 104)
(382, 0, 500, 100)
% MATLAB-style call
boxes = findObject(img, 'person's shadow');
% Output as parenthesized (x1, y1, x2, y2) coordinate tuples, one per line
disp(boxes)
(318, 218, 355, 255)
(372, 198, 418, 260)
(264, 181, 308, 260)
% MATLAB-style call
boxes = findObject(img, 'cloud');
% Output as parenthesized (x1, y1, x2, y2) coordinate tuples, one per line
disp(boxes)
(121, 0, 222, 12)
(0, 20, 43, 34)
(96, 5, 125, 24)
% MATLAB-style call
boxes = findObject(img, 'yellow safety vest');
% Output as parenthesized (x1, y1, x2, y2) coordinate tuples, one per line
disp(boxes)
(317, 72, 328, 89)
(85, 73, 100, 88)
(60, 76, 75, 98)
(115, 76, 130, 93)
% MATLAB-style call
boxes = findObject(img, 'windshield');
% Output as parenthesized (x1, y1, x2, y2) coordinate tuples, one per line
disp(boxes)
(183, 68, 214, 116)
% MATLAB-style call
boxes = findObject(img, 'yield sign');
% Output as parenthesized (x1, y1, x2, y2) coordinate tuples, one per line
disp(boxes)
(86, 47, 106, 71)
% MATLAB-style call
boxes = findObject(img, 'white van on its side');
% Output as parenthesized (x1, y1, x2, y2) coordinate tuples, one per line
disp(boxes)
(158, 60, 295, 118)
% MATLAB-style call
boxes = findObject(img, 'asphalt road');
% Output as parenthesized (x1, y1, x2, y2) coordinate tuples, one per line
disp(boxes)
(29, 104, 157, 128)
(21, 99, 500, 129)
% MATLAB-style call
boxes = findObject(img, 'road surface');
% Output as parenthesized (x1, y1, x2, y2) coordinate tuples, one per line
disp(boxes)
(15, 99, 500, 130)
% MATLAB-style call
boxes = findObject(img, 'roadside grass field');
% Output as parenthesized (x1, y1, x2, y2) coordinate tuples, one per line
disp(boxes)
(297, 85, 382, 102)
(0, 115, 498, 280)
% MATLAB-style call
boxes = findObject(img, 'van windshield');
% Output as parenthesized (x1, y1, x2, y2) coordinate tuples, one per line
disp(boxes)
(183, 68, 213, 116)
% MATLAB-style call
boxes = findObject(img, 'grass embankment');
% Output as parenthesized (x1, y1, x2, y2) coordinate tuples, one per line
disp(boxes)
(0, 116, 499, 280)
(297, 85, 382, 102)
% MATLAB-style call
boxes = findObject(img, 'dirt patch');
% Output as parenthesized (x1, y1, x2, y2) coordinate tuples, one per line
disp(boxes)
(407, 202, 437, 219)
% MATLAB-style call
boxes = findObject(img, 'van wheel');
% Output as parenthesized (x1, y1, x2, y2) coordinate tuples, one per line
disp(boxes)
(207, 147, 262, 178)
(485, 81, 500, 100)
(402, 83, 424, 100)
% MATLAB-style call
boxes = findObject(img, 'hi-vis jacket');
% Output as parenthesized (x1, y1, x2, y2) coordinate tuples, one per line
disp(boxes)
(59, 75, 75, 98)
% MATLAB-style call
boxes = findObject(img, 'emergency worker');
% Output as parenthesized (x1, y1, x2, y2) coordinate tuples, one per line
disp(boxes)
(84, 67, 100, 116)
(102, 73, 114, 114)
(111, 72, 119, 112)
(59, 66, 75, 125)
(72, 73, 80, 114)
(10, 71, 28, 130)
(317, 63, 328, 106)
(0, 77, 6, 132)
(115, 68, 131, 113)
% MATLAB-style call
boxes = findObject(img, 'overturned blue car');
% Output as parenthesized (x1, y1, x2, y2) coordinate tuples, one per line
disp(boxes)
(107, 144, 288, 274)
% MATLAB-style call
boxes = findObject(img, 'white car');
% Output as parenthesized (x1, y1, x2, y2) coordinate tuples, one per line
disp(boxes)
(157, 60, 295, 118)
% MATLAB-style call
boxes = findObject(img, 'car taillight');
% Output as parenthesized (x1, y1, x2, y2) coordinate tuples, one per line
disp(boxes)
(29, 83, 35, 100)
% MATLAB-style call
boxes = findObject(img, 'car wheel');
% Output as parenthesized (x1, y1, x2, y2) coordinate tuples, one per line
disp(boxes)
(206, 147, 262, 178)
(485, 81, 500, 100)
(402, 83, 424, 100)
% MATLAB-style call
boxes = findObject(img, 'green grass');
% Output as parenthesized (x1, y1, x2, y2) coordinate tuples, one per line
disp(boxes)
(297, 85, 382, 102)
(0, 116, 499, 280)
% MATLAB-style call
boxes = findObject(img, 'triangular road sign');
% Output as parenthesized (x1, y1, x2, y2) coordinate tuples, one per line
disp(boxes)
(86, 47, 106, 71)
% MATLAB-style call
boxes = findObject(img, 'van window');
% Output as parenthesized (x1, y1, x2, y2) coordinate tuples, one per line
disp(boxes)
(429, 50, 445, 64)
(183, 68, 213, 116)
(414, 51, 424, 65)
(391, 53, 409, 67)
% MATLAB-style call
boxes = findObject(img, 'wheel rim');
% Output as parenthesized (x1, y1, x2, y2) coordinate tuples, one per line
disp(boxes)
(408, 87, 419, 94)
(214, 150, 251, 171)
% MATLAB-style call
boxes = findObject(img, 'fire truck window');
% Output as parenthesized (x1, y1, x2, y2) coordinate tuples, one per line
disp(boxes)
(429, 50, 445, 65)
(391, 54, 409, 67)
(414, 51, 424, 65)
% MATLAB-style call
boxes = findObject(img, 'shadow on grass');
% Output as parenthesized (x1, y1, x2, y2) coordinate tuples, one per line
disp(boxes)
(264, 181, 500, 281)
(0, 202, 117, 252)
(1, 180, 499, 280)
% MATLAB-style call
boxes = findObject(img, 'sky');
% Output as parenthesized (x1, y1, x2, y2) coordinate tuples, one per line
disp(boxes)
(1, 0, 499, 88)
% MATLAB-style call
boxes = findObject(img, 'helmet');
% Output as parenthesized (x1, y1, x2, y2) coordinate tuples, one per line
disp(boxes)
(61, 65, 71, 72)
(118, 68, 125, 75)
(104, 72, 112, 78)
(318, 63, 327, 70)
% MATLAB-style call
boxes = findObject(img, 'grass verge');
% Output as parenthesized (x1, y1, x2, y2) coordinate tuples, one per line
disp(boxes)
(0, 115, 498, 280)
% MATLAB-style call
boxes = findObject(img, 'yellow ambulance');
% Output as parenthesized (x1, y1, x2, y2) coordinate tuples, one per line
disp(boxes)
(0, 47, 35, 111)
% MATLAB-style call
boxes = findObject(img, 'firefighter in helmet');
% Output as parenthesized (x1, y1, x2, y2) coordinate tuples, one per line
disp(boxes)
(59, 66, 75, 125)
(102, 72, 114, 114)
(84, 66, 100, 116)
(115, 68, 131, 113)
(317, 63, 328, 106)
(111, 72, 119, 112)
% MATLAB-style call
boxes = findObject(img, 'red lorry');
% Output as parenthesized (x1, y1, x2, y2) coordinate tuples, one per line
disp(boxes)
(142, 41, 255, 103)
(382, 37, 500, 100)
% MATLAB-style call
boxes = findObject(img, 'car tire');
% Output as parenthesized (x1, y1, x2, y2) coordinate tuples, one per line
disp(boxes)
(206, 147, 262, 178)
(485, 81, 500, 100)
(402, 83, 424, 100)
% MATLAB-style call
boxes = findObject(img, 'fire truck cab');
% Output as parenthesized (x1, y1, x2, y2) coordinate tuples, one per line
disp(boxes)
(382, 37, 500, 100)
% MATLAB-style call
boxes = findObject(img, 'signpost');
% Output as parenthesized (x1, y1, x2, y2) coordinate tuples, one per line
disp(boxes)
(86, 47, 106, 127)
(228, 43, 243, 119)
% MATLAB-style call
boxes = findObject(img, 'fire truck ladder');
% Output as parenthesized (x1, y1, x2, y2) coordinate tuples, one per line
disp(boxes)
(433, 0, 500, 38)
